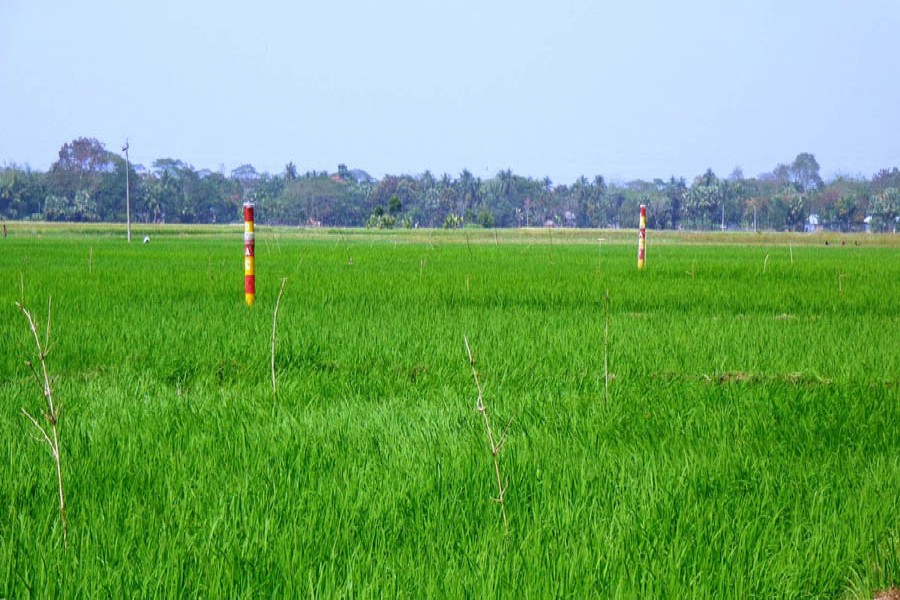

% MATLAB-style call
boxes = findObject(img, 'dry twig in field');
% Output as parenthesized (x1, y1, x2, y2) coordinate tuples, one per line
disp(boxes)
(16, 297, 68, 548)
(271, 277, 287, 399)
(604, 289, 611, 405)
(464, 335, 510, 536)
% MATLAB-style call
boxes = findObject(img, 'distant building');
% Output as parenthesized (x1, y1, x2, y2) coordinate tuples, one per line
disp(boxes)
(349, 169, 374, 184)
(805, 214, 822, 233)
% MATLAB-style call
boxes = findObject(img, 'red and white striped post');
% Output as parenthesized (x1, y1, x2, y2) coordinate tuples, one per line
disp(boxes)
(637, 204, 646, 270)
(243, 201, 255, 306)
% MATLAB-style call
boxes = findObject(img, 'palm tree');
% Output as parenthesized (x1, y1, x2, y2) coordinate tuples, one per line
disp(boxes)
(457, 169, 478, 218)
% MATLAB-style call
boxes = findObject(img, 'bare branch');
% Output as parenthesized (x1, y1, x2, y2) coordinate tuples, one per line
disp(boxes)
(495, 416, 514, 455)
(24, 358, 43, 388)
(604, 289, 610, 405)
(464, 336, 485, 412)
(464, 336, 509, 537)
(21, 408, 53, 449)
(271, 277, 287, 400)
(44, 296, 52, 355)
(16, 299, 68, 549)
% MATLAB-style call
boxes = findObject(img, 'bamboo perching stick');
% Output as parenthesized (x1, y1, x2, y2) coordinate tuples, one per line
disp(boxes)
(464, 335, 509, 536)
(604, 290, 610, 405)
(17, 297, 68, 549)
(271, 277, 287, 399)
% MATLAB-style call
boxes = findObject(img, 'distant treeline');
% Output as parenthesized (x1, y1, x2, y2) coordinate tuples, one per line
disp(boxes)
(2, 137, 899, 232)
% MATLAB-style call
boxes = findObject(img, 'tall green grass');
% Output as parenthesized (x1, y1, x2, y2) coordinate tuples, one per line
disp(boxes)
(1, 229, 899, 596)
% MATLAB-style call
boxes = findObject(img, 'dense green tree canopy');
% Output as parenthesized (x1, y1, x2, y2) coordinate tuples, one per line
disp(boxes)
(1, 141, 897, 233)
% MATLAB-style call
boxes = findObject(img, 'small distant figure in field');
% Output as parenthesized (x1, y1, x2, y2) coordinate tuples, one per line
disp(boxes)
(2, 224, 6, 238)
(824, 240, 829, 246)
(143, 236, 150, 244)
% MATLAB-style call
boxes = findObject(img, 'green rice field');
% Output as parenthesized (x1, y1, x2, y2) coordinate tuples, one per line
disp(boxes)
(2, 225, 899, 597)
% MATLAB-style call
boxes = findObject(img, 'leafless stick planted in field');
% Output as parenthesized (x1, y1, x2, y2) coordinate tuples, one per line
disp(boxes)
(207, 255, 215, 285)
(337, 229, 353, 265)
(271, 277, 288, 399)
(763, 254, 770, 273)
(596, 238, 606, 273)
(273, 230, 282, 253)
(604, 290, 611, 405)
(16, 297, 68, 548)
(464, 335, 510, 536)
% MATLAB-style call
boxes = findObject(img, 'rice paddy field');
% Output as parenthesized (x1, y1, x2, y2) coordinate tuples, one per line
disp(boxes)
(1, 224, 899, 597)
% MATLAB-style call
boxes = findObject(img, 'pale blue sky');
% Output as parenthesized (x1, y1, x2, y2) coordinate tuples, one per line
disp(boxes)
(1, 0, 898, 184)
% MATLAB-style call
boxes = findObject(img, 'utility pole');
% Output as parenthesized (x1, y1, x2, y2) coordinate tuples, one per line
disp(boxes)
(122, 140, 131, 242)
